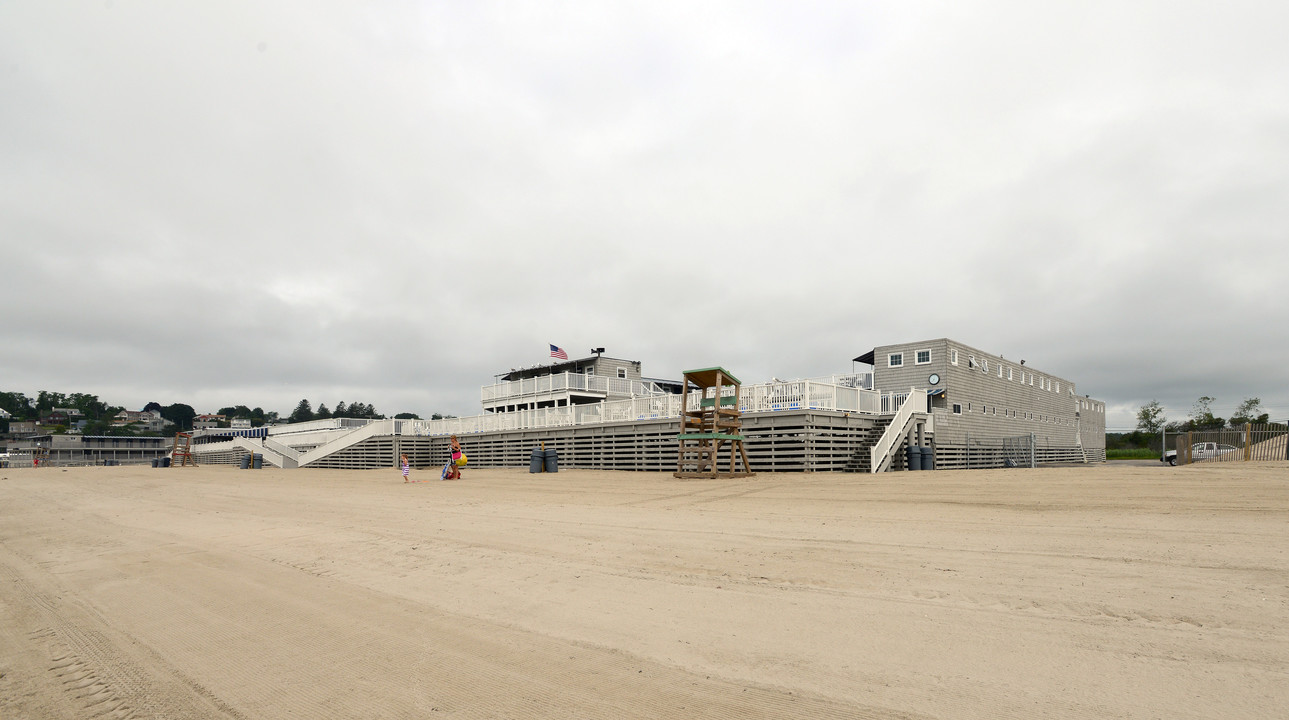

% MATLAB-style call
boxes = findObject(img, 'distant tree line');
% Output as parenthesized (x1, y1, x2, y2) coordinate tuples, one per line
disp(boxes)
(2, 389, 448, 436)
(1112, 396, 1283, 452)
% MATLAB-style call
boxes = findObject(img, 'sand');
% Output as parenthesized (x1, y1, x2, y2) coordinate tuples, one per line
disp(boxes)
(2, 461, 1286, 719)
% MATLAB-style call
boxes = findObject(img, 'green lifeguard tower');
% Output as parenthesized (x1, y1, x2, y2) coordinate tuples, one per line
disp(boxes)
(675, 367, 753, 479)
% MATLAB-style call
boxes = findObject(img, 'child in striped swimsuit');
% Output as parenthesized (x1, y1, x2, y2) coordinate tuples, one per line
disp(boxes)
(401, 454, 411, 482)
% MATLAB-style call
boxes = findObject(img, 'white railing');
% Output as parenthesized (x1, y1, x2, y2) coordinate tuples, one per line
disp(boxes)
(481, 372, 667, 404)
(870, 388, 921, 473)
(206, 380, 914, 463)
(297, 419, 397, 467)
(420, 379, 900, 437)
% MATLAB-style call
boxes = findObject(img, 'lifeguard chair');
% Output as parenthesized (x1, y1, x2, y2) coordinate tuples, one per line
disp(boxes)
(675, 367, 753, 478)
(171, 432, 196, 467)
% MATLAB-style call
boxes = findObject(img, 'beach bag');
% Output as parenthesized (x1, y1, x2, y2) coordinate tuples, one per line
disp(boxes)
(456, 453, 467, 467)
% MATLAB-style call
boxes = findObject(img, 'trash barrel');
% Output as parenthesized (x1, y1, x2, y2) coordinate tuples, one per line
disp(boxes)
(543, 449, 559, 473)
(529, 448, 545, 473)
(252, 453, 263, 469)
(906, 444, 922, 471)
(161, 457, 171, 467)
(240, 455, 251, 469)
(151, 458, 159, 468)
(921, 447, 935, 471)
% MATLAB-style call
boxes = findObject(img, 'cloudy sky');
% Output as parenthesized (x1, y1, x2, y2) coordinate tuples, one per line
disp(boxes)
(2, 1, 1286, 430)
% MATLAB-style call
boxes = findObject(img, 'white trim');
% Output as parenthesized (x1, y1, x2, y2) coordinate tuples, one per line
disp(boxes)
(951, 349, 959, 365)
(888, 353, 904, 368)
(915, 349, 931, 365)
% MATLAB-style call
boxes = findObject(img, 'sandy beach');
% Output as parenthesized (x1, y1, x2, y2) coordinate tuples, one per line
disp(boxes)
(2, 461, 1286, 718)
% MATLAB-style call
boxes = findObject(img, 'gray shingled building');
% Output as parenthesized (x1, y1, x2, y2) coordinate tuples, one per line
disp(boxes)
(857, 338, 1106, 464)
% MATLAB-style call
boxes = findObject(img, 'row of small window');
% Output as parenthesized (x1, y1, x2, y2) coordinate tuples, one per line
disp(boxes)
(950, 404, 1072, 425)
(887, 350, 932, 367)
(579, 367, 630, 379)
(888, 349, 1063, 393)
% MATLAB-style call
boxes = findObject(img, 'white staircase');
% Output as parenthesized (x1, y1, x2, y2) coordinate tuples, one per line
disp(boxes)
(869, 389, 921, 473)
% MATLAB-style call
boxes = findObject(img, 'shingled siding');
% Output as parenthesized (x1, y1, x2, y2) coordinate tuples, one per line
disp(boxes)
(871, 338, 1088, 449)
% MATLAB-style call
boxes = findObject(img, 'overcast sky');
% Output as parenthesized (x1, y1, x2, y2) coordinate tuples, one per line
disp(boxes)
(2, 1, 1286, 430)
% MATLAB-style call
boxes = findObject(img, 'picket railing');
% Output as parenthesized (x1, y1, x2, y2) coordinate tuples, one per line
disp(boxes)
(481, 372, 666, 404)
(412, 380, 903, 437)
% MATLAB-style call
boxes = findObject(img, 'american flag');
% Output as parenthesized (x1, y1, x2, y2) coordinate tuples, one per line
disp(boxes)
(549, 344, 568, 360)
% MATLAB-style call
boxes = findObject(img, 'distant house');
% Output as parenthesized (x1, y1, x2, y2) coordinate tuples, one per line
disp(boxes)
(113, 410, 167, 432)
(229, 418, 252, 429)
(7, 420, 37, 435)
(0, 408, 12, 420)
(193, 414, 227, 430)
(40, 411, 70, 426)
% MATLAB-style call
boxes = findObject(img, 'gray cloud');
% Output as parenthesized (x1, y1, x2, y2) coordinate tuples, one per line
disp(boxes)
(3, 1, 1286, 429)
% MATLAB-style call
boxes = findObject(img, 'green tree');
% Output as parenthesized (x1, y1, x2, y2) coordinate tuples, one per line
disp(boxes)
(36, 391, 70, 413)
(161, 403, 196, 431)
(289, 399, 314, 423)
(1136, 400, 1166, 434)
(332, 401, 347, 418)
(315, 403, 332, 419)
(69, 393, 112, 421)
(0, 392, 35, 419)
(394, 412, 420, 420)
(1229, 397, 1269, 426)
(1188, 396, 1224, 430)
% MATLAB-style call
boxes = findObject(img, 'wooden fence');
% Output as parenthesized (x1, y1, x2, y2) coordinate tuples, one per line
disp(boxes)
(1175, 423, 1289, 464)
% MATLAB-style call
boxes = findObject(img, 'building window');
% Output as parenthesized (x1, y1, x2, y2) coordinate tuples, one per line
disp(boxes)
(1054, 381, 1060, 393)
(998, 364, 1003, 378)
(916, 350, 931, 364)
(1007, 367, 1013, 381)
(952, 403, 962, 414)
(951, 350, 959, 365)
(888, 353, 903, 367)
(968, 355, 975, 369)
(981, 359, 989, 373)
(617, 367, 627, 379)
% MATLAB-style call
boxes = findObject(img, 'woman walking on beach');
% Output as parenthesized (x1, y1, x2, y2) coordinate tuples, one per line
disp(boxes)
(400, 453, 411, 482)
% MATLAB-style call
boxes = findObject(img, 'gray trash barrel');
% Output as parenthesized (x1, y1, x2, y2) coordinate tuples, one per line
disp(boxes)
(240, 455, 251, 469)
(252, 453, 263, 469)
(543, 449, 559, 473)
(151, 458, 159, 468)
(906, 444, 922, 471)
(921, 447, 935, 471)
(529, 449, 545, 473)
(162, 457, 171, 467)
